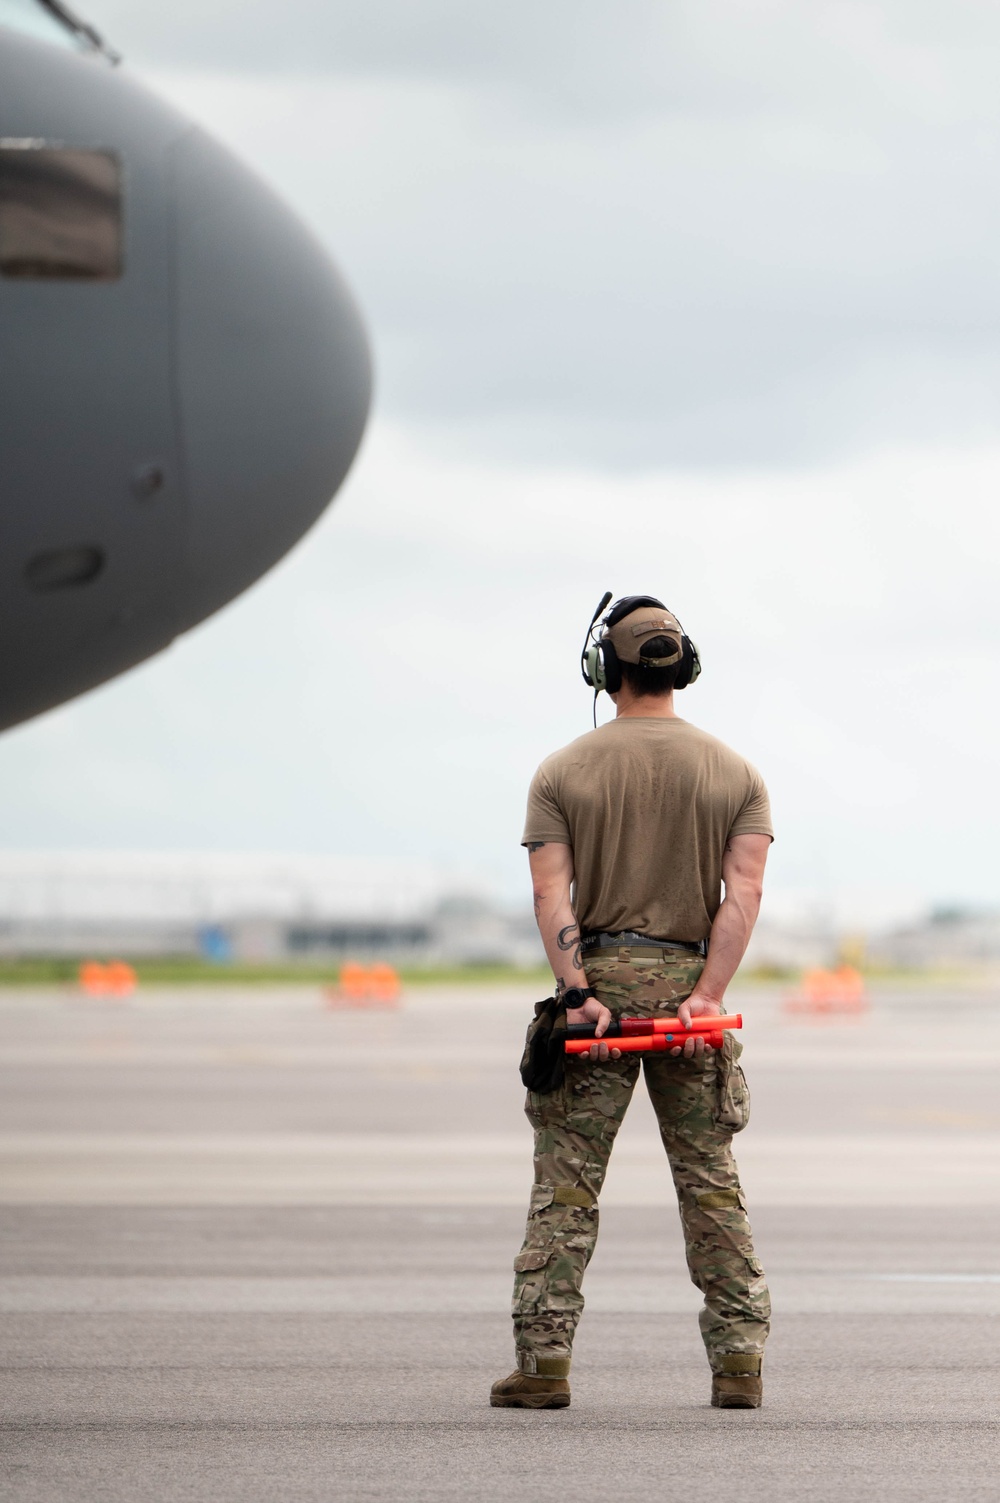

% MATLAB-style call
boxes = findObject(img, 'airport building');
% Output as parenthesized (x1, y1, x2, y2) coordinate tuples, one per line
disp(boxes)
(740, 919, 841, 973)
(3, 851, 990, 975)
(866, 906, 1000, 970)
(0, 851, 543, 968)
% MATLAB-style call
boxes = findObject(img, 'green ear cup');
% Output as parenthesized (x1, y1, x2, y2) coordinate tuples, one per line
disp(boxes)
(583, 640, 606, 692)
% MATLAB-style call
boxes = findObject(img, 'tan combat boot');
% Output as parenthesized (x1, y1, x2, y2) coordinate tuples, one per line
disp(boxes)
(711, 1355, 763, 1408)
(490, 1371, 571, 1409)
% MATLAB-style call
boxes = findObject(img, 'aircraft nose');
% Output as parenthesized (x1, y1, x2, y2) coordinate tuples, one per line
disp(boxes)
(169, 127, 372, 631)
(0, 28, 372, 732)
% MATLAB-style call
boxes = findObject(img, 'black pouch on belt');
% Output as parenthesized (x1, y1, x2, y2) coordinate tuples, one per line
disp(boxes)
(519, 994, 568, 1093)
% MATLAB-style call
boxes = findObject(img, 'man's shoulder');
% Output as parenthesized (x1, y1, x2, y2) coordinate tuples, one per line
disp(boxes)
(535, 727, 607, 778)
(682, 721, 766, 785)
(676, 718, 752, 760)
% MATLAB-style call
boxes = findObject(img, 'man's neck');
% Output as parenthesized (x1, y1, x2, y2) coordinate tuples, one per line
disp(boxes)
(611, 687, 677, 720)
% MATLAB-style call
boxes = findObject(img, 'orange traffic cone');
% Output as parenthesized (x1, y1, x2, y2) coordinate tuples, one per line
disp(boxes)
(77, 959, 137, 999)
(368, 963, 401, 1006)
(78, 960, 106, 996)
(104, 960, 137, 998)
(324, 962, 402, 1009)
(783, 965, 868, 1018)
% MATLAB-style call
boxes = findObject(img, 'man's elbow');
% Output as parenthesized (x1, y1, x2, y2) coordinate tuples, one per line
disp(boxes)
(726, 880, 763, 916)
(532, 881, 569, 913)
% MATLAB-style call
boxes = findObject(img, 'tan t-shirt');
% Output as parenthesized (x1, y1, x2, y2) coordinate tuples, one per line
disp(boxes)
(522, 717, 773, 943)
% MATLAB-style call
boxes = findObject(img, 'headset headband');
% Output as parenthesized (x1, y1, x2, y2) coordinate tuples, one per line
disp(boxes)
(602, 594, 667, 630)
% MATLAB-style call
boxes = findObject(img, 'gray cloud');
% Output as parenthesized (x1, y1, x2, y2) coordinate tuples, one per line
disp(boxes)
(82, 2, 769, 102)
(73, 0, 1000, 465)
(85, 2, 1000, 114)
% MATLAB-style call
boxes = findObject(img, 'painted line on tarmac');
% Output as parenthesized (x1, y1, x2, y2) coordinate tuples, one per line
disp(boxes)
(1, 1273, 998, 1315)
(864, 1273, 1000, 1283)
(4, 1043, 1000, 1069)
(1, 1131, 999, 1206)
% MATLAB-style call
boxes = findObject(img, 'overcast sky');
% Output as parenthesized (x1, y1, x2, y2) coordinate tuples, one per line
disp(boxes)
(1, 0, 998, 925)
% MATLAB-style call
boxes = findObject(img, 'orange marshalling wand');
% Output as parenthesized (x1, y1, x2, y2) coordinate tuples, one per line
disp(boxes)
(564, 1013, 742, 1054)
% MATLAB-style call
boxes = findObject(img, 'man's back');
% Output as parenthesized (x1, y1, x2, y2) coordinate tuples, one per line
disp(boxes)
(523, 717, 771, 942)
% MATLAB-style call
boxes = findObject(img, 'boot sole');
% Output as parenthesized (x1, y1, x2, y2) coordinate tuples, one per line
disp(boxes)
(712, 1395, 762, 1409)
(490, 1393, 571, 1409)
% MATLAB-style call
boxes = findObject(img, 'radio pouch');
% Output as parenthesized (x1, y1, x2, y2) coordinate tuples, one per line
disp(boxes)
(519, 993, 568, 1093)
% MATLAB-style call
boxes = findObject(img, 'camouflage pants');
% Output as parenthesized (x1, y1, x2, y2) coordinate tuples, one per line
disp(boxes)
(512, 953, 770, 1378)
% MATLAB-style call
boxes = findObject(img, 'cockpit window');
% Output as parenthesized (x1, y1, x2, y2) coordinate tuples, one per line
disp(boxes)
(0, 146, 121, 280)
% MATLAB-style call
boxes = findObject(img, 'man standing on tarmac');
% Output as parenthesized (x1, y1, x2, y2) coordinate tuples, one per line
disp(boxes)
(490, 594, 773, 1412)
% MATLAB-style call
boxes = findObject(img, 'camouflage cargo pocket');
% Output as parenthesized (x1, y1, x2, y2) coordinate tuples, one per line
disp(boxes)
(525, 1078, 571, 1123)
(714, 1033, 750, 1133)
(511, 1246, 554, 1315)
(514, 1248, 552, 1273)
(528, 1184, 557, 1216)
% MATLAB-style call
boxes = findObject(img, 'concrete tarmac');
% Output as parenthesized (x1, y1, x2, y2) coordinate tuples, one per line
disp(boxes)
(1, 981, 999, 1500)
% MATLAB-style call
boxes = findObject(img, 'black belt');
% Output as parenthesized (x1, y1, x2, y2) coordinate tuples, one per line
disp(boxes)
(581, 931, 707, 957)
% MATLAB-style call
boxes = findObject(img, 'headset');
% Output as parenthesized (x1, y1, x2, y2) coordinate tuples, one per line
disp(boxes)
(580, 591, 702, 704)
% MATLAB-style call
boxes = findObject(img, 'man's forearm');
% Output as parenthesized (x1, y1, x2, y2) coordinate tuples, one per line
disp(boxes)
(535, 898, 590, 995)
(694, 892, 760, 1005)
(527, 843, 591, 997)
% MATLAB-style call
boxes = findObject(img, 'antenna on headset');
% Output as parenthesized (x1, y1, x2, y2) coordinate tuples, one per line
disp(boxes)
(580, 591, 612, 683)
(581, 590, 613, 727)
(590, 591, 612, 628)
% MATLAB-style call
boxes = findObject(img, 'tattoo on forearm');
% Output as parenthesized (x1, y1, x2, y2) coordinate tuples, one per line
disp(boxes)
(527, 842, 546, 852)
(556, 923, 583, 972)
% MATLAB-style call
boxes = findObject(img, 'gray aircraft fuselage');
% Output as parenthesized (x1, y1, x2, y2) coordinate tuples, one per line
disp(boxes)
(0, 19, 371, 731)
